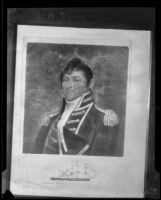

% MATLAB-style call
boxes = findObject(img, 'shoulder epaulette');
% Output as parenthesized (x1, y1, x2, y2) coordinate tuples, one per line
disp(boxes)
(95, 105, 119, 127)
(40, 111, 59, 126)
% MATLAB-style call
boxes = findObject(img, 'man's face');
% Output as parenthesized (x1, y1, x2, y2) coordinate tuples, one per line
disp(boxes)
(61, 70, 89, 101)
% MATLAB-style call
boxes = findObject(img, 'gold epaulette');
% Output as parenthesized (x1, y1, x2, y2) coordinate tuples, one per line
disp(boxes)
(95, 105, 119, 127)
(40, 112, 59, 126)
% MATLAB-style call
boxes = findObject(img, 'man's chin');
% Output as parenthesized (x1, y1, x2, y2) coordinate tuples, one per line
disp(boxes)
(66, 97, 76, 101)
(65, 95, 80, 102)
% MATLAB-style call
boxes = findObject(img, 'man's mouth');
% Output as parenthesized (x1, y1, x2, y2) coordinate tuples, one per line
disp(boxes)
(66, 90, 74, 93)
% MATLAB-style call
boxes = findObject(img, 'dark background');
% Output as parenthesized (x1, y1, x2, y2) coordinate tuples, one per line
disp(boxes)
(2, 4, 159, 199)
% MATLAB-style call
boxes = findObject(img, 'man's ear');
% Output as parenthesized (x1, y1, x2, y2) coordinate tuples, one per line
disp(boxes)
(89, 79, 95, 89)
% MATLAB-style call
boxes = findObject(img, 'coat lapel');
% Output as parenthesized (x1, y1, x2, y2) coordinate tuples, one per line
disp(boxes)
(64, 90, 94, 135)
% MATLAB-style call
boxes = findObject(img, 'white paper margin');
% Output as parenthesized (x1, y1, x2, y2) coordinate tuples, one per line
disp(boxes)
(10, 25, 151, 198)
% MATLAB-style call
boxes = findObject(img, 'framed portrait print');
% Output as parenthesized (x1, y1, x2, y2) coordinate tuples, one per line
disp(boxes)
(10, 25, 151, 198)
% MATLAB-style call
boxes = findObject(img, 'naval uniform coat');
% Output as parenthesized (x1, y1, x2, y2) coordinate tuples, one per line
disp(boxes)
(32, 92, 119, 156)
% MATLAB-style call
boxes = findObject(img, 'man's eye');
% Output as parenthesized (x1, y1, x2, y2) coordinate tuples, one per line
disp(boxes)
(62, 79, 68, 82)
(73, 79, 80, 82)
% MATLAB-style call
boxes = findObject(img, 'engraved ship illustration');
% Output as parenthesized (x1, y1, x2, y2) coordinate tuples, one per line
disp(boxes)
(50, 161, 96, 181)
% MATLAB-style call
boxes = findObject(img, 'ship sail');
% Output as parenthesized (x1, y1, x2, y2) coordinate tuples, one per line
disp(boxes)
(50, 161, 96, 181)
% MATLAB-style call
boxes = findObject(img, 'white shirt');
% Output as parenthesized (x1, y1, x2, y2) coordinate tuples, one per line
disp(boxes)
(57, 96, 82, 132)
(57, 96, 82, 153)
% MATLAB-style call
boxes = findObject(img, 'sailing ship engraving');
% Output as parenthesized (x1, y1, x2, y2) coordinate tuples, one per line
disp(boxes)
(50, 161, 96, 181)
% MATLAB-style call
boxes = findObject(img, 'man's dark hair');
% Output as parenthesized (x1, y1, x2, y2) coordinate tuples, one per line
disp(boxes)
(60, 58, 93, 86)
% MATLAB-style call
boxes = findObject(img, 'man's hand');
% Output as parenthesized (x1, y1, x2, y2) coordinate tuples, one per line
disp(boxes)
(103, 109, 119, 127)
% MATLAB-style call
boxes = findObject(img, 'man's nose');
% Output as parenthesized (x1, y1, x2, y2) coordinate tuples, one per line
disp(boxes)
(66, 80, 74, 89)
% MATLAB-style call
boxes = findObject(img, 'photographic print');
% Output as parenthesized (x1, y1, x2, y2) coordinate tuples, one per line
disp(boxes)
(10, 25, 151, 198)
(24, 42, 129, 156)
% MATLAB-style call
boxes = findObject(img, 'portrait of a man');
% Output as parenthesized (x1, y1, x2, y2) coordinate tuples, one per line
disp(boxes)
(23, 42, 129, 156)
